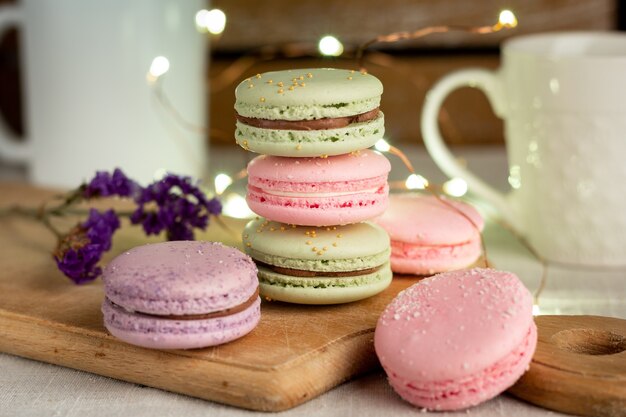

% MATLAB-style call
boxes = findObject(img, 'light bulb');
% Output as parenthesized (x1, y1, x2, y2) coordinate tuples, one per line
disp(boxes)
(214, 173, 233, 195)
(374, 139, 391, 152)
(405, 174, 429, 190)
(532, 304, 541, 316)
(196, 9, 227, 34)
(149, 56, 170, 78)
(498, 10, 518, 28)
(222, 193, 255, 219)
(443, 178, 468, 197)
(318, 35, 344, 57)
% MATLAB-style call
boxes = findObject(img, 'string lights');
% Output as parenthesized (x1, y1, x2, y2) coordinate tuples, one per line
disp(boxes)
(147, 8, 550, 312)
(148, 8, 521, 212)
(150, 8, 520, 206)
(355, 8, 519, 67)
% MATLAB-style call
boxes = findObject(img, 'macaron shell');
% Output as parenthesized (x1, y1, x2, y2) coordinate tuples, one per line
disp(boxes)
(387, 323, 537, 410)
(375, 268, 534, 382)
(258, 263, 392, 305)
(390, 238, 482, 275)
(235, 114, 384, 157)
(243, 219, 390, 262)
(247, 191, 388, 226)
(235, 68, 383, 115)
(103, 241, 258, 315)
(102, 297, 261, 350)
(375, 194, 484, 246)
(247, 149, 390, 183)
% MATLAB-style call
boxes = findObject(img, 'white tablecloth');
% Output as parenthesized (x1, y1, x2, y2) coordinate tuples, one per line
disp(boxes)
(2, 146, 624, 416)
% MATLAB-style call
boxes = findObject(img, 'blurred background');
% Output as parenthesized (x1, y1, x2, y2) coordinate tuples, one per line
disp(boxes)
(0, 0, 623, 189)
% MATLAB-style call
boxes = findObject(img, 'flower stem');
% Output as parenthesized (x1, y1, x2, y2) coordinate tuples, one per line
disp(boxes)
(0, 204, 63, 239)
(58, 208, 135, 217)
(0, 205, 39, 218)
(40, 215, 63, 239)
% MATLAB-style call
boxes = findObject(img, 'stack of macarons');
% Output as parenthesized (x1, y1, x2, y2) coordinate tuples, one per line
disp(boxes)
(235, 68, 392, 304)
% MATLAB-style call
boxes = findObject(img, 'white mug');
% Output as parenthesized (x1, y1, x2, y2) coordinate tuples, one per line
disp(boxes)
(0, 0, 208, 188)
(422, 32, 626, 267)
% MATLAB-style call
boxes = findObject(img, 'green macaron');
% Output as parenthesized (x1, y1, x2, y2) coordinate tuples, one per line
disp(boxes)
(242, 217, 392, 304)
(234, 68, 384, 157)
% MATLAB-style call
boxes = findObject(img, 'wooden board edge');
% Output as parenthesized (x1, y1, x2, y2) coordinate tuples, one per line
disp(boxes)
(0, 311, 380, 411)
(508, 353, 626, 417)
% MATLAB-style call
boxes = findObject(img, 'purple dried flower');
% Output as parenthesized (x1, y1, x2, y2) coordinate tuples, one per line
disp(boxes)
(53, 209, 120, 284)
(84, 168, 138, 198)
(166, 222, 195, 241)
(206, 198, 223, 217)
(130, 174, 221, 241)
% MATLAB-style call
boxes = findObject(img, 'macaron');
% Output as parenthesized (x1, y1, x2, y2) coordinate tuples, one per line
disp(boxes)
(242, 217, 392, 304)
(374, 194, 484, 275)
(234, 68, 384, 157)
(246, 149, 390, 226)
(375, 268, 537, 411)
(102, 241, 260, 349)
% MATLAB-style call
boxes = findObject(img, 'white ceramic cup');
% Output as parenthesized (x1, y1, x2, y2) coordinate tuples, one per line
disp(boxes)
(422, 32, 626, 266)
(0, 0, 207, 188)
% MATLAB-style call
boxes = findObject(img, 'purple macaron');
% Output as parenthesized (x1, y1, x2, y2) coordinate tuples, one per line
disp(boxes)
(102, 241, 261, 349)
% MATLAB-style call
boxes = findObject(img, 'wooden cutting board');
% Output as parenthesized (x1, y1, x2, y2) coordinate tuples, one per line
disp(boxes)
(0, 182, 438, 412)
(5, 183, 625, 415)
(509, 315, 626, 417)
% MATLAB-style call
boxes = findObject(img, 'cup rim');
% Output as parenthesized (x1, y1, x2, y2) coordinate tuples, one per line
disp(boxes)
(503, 31, 626, 61)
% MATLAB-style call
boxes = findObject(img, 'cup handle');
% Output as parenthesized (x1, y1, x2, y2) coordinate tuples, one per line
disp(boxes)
(421, 68, 520, 228)
(0, 5, 29, 163)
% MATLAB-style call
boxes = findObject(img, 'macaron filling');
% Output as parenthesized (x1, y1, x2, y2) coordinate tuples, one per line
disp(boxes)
(256, 261, 383, 277)
(253, 187, 381, 198)
(234, 97, 381, 121)
(248, 175, 386, 194)
(236, 108, 380, 130)
(102, 297, 261, 344)
(105, 286, 260, 321)
(257, 262, 391, 289)
(247, 183, 389, 210)
(391, 239, 479, 258)
(235, 112, 384, 154)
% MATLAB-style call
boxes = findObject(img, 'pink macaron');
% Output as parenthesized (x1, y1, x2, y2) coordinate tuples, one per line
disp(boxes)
(375, 268, 537, 411)
(374, 194, 484, 275)
(102, 241, 260, 350)
(246, 149, 390, 226)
